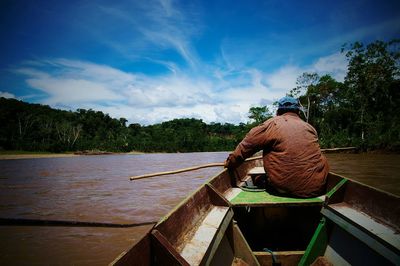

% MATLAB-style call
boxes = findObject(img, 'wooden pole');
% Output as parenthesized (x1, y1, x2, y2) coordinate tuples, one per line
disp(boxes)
(130, 163, 225, 180)
(129, 155, 262, 181)
(129, 147, 357, 181)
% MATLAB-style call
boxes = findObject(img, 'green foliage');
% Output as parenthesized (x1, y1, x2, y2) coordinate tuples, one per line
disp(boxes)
(0, 98, 130, 152)
(248, 106, 273, 125)
(342, 40, 400, 149)
(0, 98, 249, 153)
(292, 39, 400, 151)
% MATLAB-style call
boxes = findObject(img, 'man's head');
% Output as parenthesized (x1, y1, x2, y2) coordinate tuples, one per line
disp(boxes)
(277, 96, 300, 115)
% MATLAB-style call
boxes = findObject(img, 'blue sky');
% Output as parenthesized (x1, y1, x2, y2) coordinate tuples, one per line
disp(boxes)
(1, 0, 399, 125)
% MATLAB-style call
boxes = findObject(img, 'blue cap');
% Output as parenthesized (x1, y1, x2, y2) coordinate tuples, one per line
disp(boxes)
(278, 96, 300, 110)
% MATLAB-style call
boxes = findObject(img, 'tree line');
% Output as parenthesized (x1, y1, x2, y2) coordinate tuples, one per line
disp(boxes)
(0, 39, 398, 153)
(0, 98, 254, 153)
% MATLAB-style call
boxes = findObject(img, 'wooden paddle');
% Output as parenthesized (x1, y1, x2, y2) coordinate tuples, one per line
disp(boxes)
(128, 146, 357, 181)
(129, 163, 225, 180)
(129, 155, 263, 181)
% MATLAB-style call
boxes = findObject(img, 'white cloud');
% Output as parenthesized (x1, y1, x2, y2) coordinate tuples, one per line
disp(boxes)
(14, 50, 349, 125)
(265, 65, 303, 91)
(263, 52, 348, 94)
(0, 91, 16, 99)
(15, 59, 221, 124)
(311, 52, 348, 81)
(27, 77, 122, 104)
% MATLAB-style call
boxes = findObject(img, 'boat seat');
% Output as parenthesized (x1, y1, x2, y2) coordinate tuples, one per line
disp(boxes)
(228, 189, 325, 206)
(321, 202, 400, 264)
(225, 167, 325, 206)
(248, 166, 266, 176)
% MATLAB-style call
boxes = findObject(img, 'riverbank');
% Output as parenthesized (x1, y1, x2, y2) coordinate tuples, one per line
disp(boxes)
(1, 147, 397, 160)
(0, 151, 79, 160)
(0, 150, 146, 160)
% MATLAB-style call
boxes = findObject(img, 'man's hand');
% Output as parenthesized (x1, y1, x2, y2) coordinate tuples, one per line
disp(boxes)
(224, 153, 244, 169)
(224, 159, 230, 168)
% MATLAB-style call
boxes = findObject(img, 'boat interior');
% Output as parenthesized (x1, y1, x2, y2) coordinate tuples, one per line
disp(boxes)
(300, 177, 400, 266)
(112, 158, 400, 266)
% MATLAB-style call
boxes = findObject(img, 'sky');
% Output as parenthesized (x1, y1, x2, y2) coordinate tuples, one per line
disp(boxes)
(1, 0, 399, 125)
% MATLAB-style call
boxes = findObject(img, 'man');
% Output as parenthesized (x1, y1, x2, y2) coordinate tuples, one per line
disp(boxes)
(225, 96, 329, 198)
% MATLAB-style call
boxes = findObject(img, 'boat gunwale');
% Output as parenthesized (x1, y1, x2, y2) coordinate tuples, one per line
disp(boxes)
(112, 156, 400, 265)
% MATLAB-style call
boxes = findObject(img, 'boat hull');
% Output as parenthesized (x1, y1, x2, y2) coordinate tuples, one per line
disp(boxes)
(112, 157, 400, 266)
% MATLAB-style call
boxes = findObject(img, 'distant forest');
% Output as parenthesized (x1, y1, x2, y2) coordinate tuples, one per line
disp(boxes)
(1, 40, 399, 153)
(0, 97, 249, 153)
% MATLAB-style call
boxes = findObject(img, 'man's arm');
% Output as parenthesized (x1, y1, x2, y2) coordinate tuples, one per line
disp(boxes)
(225, 121, 272, 168)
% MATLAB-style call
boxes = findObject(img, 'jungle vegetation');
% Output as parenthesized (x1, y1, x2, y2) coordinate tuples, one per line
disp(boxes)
(1, 40, 399, 153)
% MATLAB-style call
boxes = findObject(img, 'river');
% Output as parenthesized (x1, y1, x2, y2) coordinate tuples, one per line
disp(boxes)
(0, 152, 399, 265)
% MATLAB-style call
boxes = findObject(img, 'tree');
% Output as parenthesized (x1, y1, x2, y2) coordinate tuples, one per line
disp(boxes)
(292, 72, 320, 122)
(342, 39, 400, 147)
(248, 106, 273, 125)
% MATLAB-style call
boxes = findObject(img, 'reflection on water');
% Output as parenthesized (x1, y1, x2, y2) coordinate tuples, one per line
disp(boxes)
(325, 153, 400, 196)
(0, 152, 399, 264)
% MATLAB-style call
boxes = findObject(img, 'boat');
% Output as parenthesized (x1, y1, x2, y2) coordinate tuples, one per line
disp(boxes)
(111, 156, 400, 265)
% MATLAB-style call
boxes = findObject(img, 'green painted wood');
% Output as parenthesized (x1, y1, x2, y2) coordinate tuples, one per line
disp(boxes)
(230, 190, 323, 205)
(298, 218, 328, 266)
(326, 178, 348, 198)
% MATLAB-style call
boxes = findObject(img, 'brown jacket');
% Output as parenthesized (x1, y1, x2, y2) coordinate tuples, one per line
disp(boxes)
(226, 112, 329, 197)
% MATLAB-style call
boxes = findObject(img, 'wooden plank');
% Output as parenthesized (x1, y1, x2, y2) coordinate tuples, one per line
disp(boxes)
(203, 208, 234, 265)
(321, 147, 358, 153)
(151, 229, 190, 266)
(298, 218, 329, 266)
(206, 184, 231, 207)
(209, 234, 235, 266)
(209, 222, 259, 266)
(325, 176, 348, 203)
(230, 190, 324, 207)
(248, 167, 266, 175)
(231, 223, 260, 266)
(322, 207, 400, 265)
(329, 203, 400, 250)
(155, 185, 216, 247)
(323, 222, 394, 265)
(254, 251, 304, 266)
(340, 180, 400, 232)
(110, 230, 152, 266)
(208, 169, 235, 194)
(223, 188, 242, 201)
(179, 206, 230, 265)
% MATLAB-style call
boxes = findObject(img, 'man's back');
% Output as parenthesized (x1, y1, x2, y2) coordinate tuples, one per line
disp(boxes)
(262, 113, 329, 197)
(226, 112, 329, 197)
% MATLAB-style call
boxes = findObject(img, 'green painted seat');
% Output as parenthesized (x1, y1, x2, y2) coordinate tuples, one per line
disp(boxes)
(230, 189, 325, 206)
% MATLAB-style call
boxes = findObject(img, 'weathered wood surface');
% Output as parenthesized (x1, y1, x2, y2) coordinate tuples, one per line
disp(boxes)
(113, 154, 399, 265)
(179, 206, 230, 265)
(254, 251, 304, 266)
(110, 232, 152, 266)
(329, 202, 400, 250)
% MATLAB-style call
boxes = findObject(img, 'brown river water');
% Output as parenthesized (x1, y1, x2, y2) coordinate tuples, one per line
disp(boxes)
(0, 152, 399, 265)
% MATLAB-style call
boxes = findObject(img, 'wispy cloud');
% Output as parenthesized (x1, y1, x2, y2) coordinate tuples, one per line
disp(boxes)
(95, 0, 201, 69)
(12, 50, 348, 125)
(13, 59, 220, 124)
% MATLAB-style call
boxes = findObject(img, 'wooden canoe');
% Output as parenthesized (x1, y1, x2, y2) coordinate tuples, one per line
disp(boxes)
(111, 156, 400, 265)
